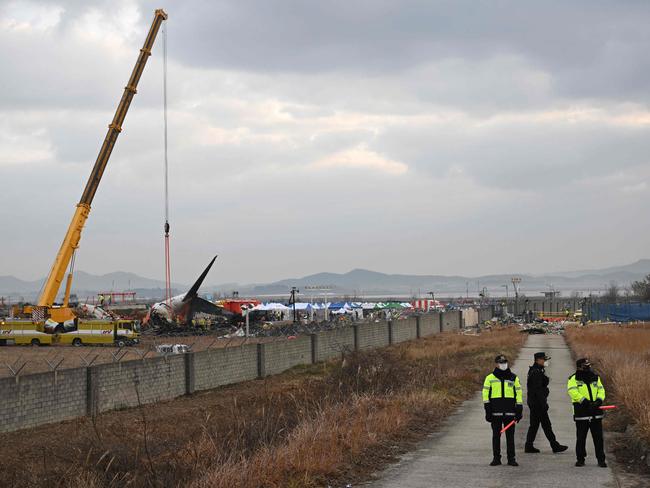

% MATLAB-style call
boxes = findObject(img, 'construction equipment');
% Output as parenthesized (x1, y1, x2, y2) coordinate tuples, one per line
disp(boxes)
(0, 320, 54, 346)
(20, 9, 167, 331)
(57, 320, 139, 347)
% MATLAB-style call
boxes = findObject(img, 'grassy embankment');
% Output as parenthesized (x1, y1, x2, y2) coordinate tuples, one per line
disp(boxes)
(2, 327, 524, 488)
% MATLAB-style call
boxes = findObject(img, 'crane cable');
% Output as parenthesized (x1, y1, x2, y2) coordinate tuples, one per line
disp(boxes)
(162, 20, 172, 307)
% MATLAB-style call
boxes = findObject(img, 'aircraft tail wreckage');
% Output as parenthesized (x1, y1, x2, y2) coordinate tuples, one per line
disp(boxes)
(145, 256, 233, 326)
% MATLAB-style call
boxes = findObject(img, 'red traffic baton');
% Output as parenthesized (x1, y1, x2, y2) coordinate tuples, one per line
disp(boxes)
(599, 405, 617, 410)
(500, 419, 516, 434)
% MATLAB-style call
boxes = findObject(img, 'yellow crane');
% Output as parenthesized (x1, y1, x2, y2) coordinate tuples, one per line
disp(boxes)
(23, 9, 168, 327)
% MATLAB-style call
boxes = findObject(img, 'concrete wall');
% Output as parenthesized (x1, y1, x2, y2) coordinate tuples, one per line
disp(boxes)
(441, 310, 462, 331)
(194, 344, 259, 391)
(462, 308, 479, 327)
(505, 297, 581, 315)
(356, 321, 390, 350)
(419, 313, 442, 336)
(88, 355, 187, 414)
(0, 313, 468, 433)
(0, 368, 87, 432)
(260, 336, 312, 376)
(478, 306, 494, 323)
(313, 327, 355, 362)
(391, 317, 418, 343)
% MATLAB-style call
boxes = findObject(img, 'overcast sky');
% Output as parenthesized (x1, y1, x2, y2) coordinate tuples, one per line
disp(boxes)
(1, 0, 649, 285)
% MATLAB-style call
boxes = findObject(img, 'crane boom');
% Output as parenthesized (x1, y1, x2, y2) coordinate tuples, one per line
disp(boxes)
(36, 9, 167, 321)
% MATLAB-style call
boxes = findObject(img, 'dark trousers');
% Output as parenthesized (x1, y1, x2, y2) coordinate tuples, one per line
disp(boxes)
(575, 419, 605, 462)
(525, 406, 558, 447)
(491, 417, 516, 460)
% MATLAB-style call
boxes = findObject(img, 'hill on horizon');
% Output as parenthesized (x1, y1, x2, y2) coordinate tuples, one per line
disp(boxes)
(240, 260, 650, 296)
(2, 259, 649, 299)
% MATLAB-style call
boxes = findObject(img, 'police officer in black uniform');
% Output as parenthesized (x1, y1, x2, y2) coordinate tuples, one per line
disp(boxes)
(525, 351, 568, 453)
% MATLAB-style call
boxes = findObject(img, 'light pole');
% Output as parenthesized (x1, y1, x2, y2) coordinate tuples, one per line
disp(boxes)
(502, 284, 509, 299)
(511, 277, 521, 316)
(289, 287, 299, 324)
(241, 303, 252, 337)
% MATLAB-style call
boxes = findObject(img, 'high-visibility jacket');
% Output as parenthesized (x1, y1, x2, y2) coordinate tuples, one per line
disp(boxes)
(567, 372, 606, 420)
(483, 369, 523, 415)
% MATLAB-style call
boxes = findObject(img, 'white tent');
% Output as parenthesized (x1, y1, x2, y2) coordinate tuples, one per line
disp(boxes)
(253, 302, 290, 311)
(332, 307, 353, 314)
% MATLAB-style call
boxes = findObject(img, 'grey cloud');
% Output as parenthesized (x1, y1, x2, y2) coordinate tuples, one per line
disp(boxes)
(2, 0, 650, 283)
(373, 115, 650, 190)
(167, 1, 650, 101)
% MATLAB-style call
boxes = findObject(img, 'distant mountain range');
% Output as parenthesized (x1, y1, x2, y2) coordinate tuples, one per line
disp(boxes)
(0, 271, 182, 301)
(540, 259, 650, 279)
(2, 259, 649, 301)
(237, 259, 650, 297)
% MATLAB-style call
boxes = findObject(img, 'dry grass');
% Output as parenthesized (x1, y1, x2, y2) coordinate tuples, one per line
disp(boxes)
(1, 327, 524, 488)
(565, 324, 650, 443)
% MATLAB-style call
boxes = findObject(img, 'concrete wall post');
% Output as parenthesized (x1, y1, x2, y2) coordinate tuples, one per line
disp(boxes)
(257, 343, 266, 378)
(86, 367, 96, 418)
(184, 352, 195, 395)
(310, 333, 318, 364)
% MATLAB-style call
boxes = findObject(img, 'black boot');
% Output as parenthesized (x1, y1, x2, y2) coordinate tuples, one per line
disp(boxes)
(507, 459, 519, 466)
(552, 443, 568, 453)
(598, 460, 608, 468)
(525, 445, 540, 453)
(575, 460, 585, 467)
(490, 458, 502, 466)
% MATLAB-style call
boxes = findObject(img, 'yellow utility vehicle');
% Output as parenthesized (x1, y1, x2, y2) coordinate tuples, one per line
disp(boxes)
(58, 320, 140, 347)
(0, 320, 54, 346)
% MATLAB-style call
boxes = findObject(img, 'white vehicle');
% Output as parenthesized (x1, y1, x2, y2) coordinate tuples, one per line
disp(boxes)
(155, 344, 191, 354)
